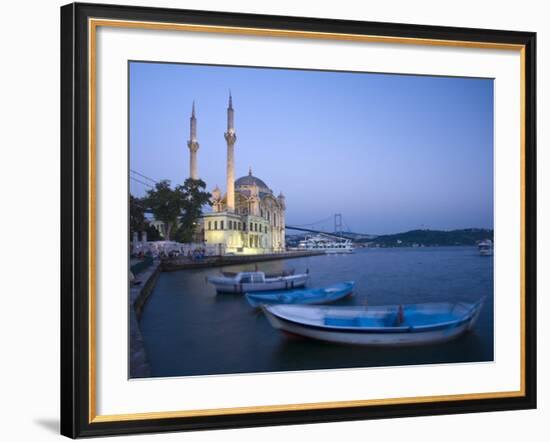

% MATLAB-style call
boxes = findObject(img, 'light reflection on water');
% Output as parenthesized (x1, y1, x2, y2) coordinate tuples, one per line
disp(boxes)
(138, 246, 493, 378)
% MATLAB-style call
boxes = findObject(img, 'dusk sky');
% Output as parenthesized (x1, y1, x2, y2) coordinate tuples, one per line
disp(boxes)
(129, 61, 493, 235)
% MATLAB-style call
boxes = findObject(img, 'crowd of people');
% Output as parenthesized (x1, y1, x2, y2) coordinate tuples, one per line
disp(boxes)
(131, 241, 217, 261)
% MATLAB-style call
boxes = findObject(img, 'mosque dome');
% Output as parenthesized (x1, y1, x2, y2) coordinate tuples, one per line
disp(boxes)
(235, 168, 270, 192)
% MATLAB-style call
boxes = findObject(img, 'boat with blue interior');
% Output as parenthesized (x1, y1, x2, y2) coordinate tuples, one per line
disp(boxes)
(246, 281, 355, 307)
(262, 299, 485, 346)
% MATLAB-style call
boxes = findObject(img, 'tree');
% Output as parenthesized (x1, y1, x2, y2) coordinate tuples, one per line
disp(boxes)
(129, 194, 147, 238)
(142, 179, 211, 243)
(142, 180, 185, 241)
(174, 178, 212, 243)
(145, 223, 162, 241)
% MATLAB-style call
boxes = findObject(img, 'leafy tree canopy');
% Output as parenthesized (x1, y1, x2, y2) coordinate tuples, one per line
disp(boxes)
(141, 179, 211, 242)
(141, 180, 184, 241)
(145, 223, 162, 241)
(175, 178, 211, 243)
(130, 194, 147, 234)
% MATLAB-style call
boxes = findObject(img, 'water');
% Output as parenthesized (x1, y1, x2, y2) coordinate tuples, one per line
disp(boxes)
(138, 247, 493, 378)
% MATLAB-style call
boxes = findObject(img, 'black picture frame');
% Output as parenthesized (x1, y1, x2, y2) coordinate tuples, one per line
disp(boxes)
(61, 2, 537, 438)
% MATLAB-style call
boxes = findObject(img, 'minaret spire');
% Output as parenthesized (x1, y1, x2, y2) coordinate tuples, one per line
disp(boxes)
(227, 91, 235, 133)
(190, 100, 197, 140)
(187, 101, 199, 180)
(224, 92, 237, 211)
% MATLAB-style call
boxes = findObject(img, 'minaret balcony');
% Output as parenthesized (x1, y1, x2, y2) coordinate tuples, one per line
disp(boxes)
(224, 132, 237, 144)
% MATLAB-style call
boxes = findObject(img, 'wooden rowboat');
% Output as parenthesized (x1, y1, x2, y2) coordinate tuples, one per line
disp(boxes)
(246, 281, 355, 307)
(262, 299, 485, 346)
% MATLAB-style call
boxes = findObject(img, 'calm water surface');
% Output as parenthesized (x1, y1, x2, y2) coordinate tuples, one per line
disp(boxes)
(138, 247, 493, 377)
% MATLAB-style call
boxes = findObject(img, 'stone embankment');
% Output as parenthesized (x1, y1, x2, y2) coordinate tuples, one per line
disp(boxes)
(129, 260, 160, 378)
(161, 250, 325, 271)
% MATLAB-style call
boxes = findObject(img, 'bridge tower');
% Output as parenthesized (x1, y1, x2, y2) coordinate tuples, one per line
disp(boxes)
(334, 213, 343, 236)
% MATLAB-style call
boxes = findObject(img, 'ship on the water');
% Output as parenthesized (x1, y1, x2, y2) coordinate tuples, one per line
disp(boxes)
(297, 234, 354, 254)
(478, 239, 493, 256)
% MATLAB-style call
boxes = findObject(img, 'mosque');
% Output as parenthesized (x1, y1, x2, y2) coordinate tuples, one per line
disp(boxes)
(188, 94, 286, 255)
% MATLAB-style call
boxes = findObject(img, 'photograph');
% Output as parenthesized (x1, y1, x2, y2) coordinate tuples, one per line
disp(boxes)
(128, 61, 495, 379)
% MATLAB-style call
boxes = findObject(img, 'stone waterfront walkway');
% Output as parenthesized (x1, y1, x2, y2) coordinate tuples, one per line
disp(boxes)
(129, 261, 160, 378)
(161, 250, 324, 271)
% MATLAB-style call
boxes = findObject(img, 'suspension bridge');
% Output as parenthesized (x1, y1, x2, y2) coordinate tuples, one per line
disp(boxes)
(286, 214, 359, 240)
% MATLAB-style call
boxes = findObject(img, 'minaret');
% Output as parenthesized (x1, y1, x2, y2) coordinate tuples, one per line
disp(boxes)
(277, 192, 286, 251)
(187, 101, 199, 180)
(224, 92, 237, 212)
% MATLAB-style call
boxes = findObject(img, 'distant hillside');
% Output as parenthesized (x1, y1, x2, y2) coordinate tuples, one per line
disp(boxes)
(358, 228, 493, 247)
(334, 232, 378, 241)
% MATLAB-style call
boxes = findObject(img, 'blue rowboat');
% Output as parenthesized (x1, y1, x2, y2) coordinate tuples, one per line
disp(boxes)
(262, 298, 485, 346)
(246, 281, 355, 307)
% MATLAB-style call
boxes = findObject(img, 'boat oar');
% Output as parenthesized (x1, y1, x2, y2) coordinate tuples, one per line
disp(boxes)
(397, 304, 404, 325)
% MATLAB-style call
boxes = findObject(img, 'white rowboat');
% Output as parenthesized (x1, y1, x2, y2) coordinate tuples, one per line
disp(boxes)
(208, 271, 309, 294)
(262, 299, 485, 346)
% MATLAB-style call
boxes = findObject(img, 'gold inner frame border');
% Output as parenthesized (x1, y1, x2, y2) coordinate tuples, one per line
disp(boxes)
(87, 18, 527, 424)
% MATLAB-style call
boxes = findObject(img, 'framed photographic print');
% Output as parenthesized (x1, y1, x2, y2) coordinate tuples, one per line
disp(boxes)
(60, 2, 537, 438)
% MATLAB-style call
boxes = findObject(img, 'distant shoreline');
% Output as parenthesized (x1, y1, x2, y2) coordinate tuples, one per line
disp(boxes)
(287, 228, 493, 249)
